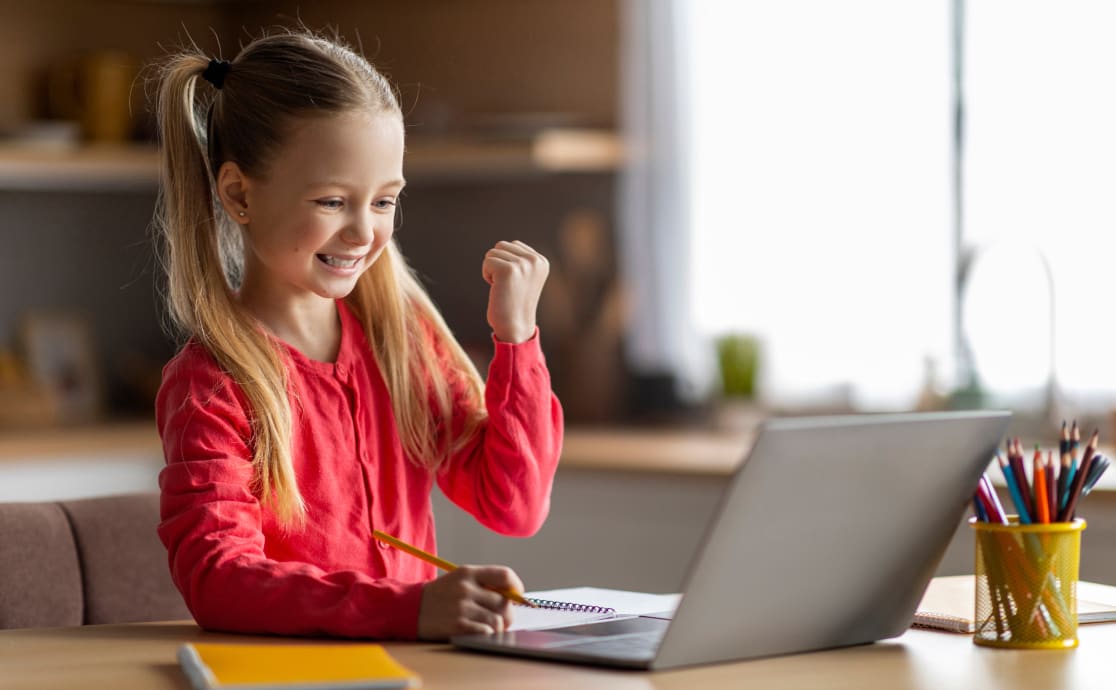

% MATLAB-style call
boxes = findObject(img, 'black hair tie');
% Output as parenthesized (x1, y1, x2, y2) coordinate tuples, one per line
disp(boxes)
(201, 59, 231, 89)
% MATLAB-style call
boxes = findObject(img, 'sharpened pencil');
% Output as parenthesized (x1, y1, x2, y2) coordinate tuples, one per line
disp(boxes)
(1033, 449, 1050, 524)
(997, 452, 1032, 524)
(372, 529, 538, 607)
(1045, 450, 1057, 519)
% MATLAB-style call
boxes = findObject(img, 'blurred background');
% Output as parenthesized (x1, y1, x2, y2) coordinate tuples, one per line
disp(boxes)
(2, 0, 1116, 526)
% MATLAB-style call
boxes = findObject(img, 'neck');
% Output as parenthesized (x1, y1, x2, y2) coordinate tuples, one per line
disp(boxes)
(238, 283, 342, 363)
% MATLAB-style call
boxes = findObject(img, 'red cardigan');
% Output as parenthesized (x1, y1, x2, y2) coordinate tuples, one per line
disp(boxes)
(156, 301, 563, 639)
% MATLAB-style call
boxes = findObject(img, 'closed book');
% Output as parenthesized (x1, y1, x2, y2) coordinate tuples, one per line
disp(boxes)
(178, 642, 420, 690)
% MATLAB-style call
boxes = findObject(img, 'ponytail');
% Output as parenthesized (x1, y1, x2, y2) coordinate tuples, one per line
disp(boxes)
(153, 54, 304, 525)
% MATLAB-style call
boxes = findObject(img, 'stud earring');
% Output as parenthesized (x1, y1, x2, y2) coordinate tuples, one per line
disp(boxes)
(238, 211, 246, 217)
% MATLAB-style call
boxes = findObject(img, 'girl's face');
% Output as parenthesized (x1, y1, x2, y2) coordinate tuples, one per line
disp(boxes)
(235, 110, 406, 305)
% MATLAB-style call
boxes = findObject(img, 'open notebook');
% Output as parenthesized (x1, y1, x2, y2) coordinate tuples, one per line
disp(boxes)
(914, 575, 1116, 633)
(511, 587, 680, 631)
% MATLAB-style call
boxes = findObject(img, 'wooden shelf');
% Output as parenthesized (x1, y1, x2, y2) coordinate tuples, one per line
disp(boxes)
(0, 420, 161, 462)
(0, 420, 748, 476)
(0, 129, 623, 191)
(0, 144, 160, 191)
(405, 130, 624, 180)
(560, 427, 752, 476)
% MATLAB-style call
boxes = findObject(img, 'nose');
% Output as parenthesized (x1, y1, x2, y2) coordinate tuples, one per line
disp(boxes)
(341, 208, 379, 246)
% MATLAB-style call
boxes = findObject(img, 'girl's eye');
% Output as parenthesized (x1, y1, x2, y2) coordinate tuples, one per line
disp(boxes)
(374, 198, 397, 210)
(315, 199, 344, 210)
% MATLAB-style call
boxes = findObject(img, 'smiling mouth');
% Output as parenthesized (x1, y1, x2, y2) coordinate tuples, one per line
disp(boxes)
(317, 254, 361, 269)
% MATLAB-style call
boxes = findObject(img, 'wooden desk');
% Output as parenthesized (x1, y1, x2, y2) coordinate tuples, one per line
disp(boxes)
(1, 615, 1112, 690)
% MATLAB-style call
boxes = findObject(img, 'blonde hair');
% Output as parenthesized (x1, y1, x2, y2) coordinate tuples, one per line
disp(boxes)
(153, 30, 486, 526)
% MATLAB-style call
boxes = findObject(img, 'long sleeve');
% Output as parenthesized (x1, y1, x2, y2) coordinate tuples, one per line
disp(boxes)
(436, 330, 565, 537)
(155, 346, 425, 639)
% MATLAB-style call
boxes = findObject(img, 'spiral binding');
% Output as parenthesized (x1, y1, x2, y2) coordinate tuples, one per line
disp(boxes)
(524, 598, 616, 613)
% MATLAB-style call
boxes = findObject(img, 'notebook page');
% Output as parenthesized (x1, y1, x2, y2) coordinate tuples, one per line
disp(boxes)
(510, 587, 682, 631)
(914, 576, 1116, 631)
(528, 587, 681, 615)
(1076, 581, 1116, 623)
(509, 606, 617, 631)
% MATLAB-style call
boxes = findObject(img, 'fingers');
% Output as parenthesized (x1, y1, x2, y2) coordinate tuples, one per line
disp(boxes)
(485, 240, 548, 265)
(493, 239, 541, 258)
(472, 566, 519, 630)
(482, 240, 550, 343)
(482, 241, 549, 282)
(417, 565, 521, 640)
(461, 598, 508, 635)
(463, 566, 519, 633)
(473, 565, 526, 599)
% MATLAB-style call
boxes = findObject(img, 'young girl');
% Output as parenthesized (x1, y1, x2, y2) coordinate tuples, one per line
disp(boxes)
(152, 30, 563, 640)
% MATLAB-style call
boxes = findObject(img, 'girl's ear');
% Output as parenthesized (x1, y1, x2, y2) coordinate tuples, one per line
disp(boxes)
(216, 161, 251, 224)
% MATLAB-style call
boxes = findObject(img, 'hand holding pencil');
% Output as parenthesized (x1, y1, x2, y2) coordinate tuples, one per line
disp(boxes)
(372, 529, 536, 640)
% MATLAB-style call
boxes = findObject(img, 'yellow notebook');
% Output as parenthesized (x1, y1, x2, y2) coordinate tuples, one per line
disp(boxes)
(177, 642, 420, 690)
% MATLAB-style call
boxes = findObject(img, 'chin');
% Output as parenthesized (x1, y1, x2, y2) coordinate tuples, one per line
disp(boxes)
(316, 283, 360, 300)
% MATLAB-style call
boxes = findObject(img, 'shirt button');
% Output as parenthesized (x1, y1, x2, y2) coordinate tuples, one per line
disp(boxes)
(377, 540, 390, 550)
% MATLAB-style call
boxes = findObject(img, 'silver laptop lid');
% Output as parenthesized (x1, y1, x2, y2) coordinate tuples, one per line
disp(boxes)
(652, 410, 1010, 670)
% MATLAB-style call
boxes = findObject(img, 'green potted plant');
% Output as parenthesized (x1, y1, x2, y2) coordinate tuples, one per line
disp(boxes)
(713, 334, 764, 432)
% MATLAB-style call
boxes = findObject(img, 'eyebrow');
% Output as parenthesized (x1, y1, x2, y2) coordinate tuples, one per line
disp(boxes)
(307, 178, 407, 191)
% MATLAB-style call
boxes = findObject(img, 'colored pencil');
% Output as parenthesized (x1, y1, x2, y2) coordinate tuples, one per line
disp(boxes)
(1033, 449, 1050, 524)
(1056, 422, 1071, 512)
(1063, 421, 1081, 509)
(997, 452, 1032, 524)
(1057, 446, 1093, 520)
(975, 474, 1006, 523)
(1045, 450, 1057, 519)
(981, 473, 1007, 522)
(371, 529, 538, 607)
(1081, 454, 1110, 500)
(1081, 429, 1099, 479)
(973, 495, 989, 522)
(1008, 439, 1033, 518)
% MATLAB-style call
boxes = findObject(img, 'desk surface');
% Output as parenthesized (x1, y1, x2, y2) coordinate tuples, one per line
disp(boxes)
(2, 615, 1113, 690)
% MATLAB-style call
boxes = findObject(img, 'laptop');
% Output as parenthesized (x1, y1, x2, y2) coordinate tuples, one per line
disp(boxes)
(452, 410, 1011, 670)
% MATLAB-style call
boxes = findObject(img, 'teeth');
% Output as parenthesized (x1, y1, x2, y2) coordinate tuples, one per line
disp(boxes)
(319, 254, 359, 268)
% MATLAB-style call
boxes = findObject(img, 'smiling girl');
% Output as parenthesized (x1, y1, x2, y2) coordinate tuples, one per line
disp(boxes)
(152, 30, 563, 640)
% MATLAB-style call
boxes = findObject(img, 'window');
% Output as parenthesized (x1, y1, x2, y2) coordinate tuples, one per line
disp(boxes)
(623, 1, 1116, 413)
(678, 1, 953, 409)
(963, 0, 1116, 408)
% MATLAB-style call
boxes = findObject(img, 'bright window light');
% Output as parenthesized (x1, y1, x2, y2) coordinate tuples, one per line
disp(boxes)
(680, 1, 953, 409)
(965, 0, 1116, 406)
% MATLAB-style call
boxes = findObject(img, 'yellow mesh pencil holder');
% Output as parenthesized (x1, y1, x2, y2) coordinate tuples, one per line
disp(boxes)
(971, 516, 1086, 649)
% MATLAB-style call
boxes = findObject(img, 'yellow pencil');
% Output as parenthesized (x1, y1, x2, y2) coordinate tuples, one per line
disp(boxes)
(372, 529, 539, 608)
